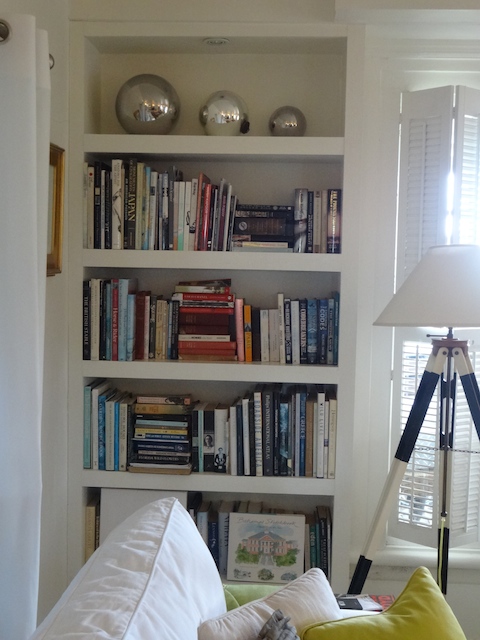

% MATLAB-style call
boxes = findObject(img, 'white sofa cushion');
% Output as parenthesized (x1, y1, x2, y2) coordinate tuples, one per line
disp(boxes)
(198, 567, 343, 640)
(31, 497, 226, 639)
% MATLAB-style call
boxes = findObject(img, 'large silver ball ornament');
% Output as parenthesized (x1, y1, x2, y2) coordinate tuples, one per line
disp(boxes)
(269, 106, 307, 137)
(199, 90, 250, 136)
(115, 74, 180, 135)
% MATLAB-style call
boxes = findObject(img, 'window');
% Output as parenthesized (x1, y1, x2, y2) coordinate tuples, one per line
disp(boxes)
(390, 86, 480, 549)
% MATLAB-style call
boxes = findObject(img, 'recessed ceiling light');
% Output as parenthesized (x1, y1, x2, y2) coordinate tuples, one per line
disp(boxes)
(203, 37, 230, 47)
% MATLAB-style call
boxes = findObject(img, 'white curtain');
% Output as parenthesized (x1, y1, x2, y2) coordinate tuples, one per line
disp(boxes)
(0, 14, 50, 640)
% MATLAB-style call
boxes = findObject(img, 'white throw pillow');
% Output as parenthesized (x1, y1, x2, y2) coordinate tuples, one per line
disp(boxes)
(31, 497, 226, 639)
(198, 568, 342, 640)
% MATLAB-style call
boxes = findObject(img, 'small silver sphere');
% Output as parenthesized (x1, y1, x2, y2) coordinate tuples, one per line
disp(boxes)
(269, 106, 307, 137)
(115, 74, 180, 135)
(199, 90, 250, 136)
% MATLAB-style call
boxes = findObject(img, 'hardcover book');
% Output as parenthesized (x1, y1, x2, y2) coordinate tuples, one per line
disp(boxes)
(227, 512, 306, 584)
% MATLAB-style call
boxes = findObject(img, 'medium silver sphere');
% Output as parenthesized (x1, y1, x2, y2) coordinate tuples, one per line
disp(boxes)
(269, 106, 307, 137)
(115, 74, 180, 135)
(199, 90, 250, 136)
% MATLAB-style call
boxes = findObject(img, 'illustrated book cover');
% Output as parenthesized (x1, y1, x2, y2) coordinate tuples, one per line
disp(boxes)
(227, 512, 305, 584)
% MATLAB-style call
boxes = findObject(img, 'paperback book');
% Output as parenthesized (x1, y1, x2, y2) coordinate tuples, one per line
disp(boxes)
(227, 512, 305, 584)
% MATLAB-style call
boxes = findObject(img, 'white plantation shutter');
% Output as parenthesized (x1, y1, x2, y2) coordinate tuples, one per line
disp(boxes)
(452, 86, 480, 245)
(389, 86, 480, 548)
(397, 86, 453, 284)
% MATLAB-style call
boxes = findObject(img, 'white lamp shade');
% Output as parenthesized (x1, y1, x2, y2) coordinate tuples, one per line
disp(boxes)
(375, 244, 480, 328)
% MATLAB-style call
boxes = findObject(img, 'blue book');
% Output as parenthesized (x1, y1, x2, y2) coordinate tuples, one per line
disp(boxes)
(105, 280, 112, 361)
(114, 394, 122, 470)
(98, 388, 116, 470)
(332, 291, 340, 366)
(307, 298, 318, 364)
(118, 278, 137, 361)
(327, 297, 335, 365)
(299, 299, 308, 364)
(317, 298, 329, 365)
(126, 293, 136, 361)
(278, 386, 291, 476)
(295, 385, 307, 476)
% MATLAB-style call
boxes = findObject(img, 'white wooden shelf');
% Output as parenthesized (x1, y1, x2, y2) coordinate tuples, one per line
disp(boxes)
(82, 360, 339, 385)
(82, 469, 335, 496)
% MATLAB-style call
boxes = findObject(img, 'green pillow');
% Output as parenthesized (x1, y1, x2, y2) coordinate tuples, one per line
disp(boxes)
(301, 567, 466, 640)
(224, 583, 279, 610)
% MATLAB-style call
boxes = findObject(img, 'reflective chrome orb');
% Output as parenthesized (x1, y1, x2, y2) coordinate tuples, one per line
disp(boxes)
(115, 74, 180, 135)
(199, 90, 250, 136)
(269, 106, 307, 137)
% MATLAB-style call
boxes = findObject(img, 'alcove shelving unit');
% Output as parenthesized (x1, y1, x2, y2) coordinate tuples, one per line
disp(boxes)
(68, 17, 366, 592)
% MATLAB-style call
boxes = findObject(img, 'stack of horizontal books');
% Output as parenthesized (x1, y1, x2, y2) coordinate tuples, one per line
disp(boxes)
(173, 279, 237, 361)
(128, 394, 193, 474)
(231, 204, 295, 252)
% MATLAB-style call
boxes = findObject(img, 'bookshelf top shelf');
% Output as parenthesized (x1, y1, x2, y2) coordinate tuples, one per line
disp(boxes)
(83, 135, 345, 162)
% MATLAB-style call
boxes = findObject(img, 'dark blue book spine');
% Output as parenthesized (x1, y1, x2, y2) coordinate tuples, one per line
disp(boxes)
(235, 401, 245, 476)
(317, 298, 329, 364)
(262, 386, 274, 476)
(307, 298, 318, 364)
(299, 299, 308, 364)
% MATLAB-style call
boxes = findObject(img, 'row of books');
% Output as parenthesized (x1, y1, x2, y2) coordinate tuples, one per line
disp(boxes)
(83, 383, 338, 480)
(83, 158, 342, 254)
(83, 384, 193, 472)
(83, 276, 340, 366)
(190, 496, 332, 583)
(193, 383, 337, 479)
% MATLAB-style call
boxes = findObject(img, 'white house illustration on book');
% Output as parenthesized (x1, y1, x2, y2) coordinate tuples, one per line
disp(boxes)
(239, 530, 298, 557)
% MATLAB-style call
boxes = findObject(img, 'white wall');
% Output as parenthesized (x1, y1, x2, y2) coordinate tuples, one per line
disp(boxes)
(0, 0, 70, 622)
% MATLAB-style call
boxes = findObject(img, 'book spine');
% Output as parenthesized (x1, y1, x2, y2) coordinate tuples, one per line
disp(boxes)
(126, 293, 136, 362)
(260, 309, 270, 363)
(283, 298, 292, 365)
(253, 387, 263, 477)
(293, 187, 308, 253)
(228, 405, 237, 476)
(327, 188, 342, 254)
(213, 406, 229, 473)
(262, 386, 274, 476)
(83, 280, 91, 360)
(234, 298, 245, 362)
(299, 299, 308, 364)
(125, 158, 137, 249)
(235, 401, 244, 476)
(83, 385, 92, 469)
(203, 406, 215, 472)
(306, 190, 314, 253)
(290, 300, 300, 365)
(243, 304, 253, 363)
(307, 298, 318, 364)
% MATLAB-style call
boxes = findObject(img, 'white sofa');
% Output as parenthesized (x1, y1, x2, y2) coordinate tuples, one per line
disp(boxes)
(30, 497, 467, 640)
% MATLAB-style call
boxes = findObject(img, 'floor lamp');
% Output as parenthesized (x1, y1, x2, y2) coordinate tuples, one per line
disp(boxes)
(349, 244, 480, 596)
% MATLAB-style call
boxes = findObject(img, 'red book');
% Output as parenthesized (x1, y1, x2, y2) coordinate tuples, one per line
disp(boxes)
(179, 306, 234, 315)
(178, 347, 238, 356)
(172, 292, 234, 302)
(178, 324, 230, 335)
(180, 312, 231, 326)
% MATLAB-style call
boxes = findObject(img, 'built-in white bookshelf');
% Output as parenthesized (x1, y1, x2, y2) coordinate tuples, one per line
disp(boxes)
(68, 17, 365, 592)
